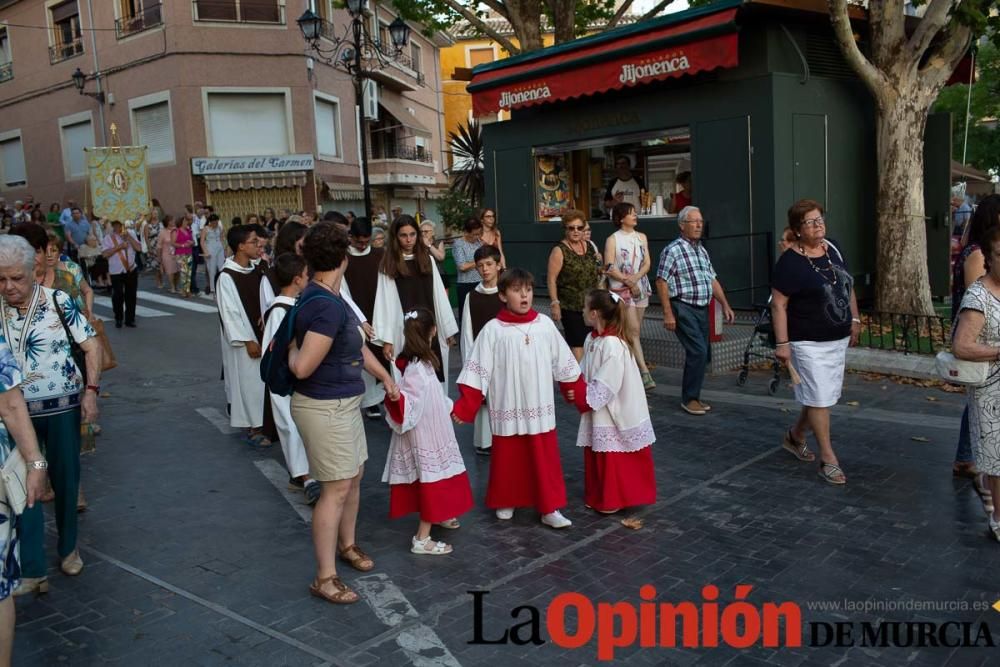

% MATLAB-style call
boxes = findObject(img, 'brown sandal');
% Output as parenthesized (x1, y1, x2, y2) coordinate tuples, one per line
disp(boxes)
(339, 544, 374, 572)
(309, 575, 359, 604)
(782, 430, 815, 462)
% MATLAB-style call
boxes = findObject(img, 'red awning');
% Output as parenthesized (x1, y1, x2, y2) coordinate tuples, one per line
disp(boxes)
(469, 8, 739, 116)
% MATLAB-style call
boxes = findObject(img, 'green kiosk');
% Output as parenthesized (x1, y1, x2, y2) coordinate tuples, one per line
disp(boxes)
(468, 0, 955, 309)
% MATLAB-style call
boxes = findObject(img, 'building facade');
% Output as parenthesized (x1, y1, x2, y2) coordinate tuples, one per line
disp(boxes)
(0, 0, 450, 223)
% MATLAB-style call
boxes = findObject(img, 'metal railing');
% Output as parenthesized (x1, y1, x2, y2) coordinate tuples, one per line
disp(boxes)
(192, 0, 285, 24)
(116, 2, 163, 39)
(856, 311, 950, 355)
(49, 38, 84, 64)
(369, 142, 432, 163)
(0, 62, 12, 83)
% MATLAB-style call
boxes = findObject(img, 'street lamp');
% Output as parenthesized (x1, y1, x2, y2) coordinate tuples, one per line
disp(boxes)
(297, 6, 412, 220)
(71, 67, 105, 104)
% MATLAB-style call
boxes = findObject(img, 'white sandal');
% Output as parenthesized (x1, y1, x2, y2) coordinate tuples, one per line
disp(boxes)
(411, 536, 453, 555)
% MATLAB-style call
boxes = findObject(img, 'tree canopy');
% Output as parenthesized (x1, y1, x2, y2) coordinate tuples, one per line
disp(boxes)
(933, 42, 1000, 175)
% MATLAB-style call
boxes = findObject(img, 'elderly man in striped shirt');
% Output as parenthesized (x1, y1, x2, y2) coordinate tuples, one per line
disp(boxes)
(655, 205, 734, 416)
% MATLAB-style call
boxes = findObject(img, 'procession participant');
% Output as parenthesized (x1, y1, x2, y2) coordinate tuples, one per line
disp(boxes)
(101, 220, 141, 328)
(373, 215, 458, 387)
(216, 225, 270, 447)
(262, 253, 320, 505)
(452, 268, 581, 529)
(568, 289, 656, 513)
(459, 244, 503, 455)
(342, 217, 387, 420)
(383, 308, 473, 556)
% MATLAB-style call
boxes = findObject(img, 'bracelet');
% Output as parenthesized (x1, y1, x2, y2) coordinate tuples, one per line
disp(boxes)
(775, 342, 790, 347)
(86, 384, 100, 394)
(550, 300, 560, 306)
(852, 318, 861, 324)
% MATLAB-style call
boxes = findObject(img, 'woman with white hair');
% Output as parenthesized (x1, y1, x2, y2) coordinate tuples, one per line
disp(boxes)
(0, 235, 102, 595)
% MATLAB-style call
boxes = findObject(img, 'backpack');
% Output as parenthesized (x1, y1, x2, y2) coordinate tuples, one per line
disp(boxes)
(259, 291, 338, 397)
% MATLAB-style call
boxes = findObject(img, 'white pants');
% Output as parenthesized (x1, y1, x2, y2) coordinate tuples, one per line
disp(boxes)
(271, 392, 310, 479)
(206, 247, 225, 287)
(474, 405, 492, 450)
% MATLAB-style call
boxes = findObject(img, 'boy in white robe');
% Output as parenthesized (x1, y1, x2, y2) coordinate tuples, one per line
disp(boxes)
(460, 245, 503, 455)
(452, 268, 581, 529)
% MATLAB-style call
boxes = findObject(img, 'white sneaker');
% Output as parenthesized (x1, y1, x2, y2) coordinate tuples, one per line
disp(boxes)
(541, 510, 572, 529)
(990, 515, 1000, 543)
(495, 508, 514, 520)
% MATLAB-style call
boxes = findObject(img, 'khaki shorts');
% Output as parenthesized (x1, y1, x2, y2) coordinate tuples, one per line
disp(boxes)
(290, 393, 367, 482)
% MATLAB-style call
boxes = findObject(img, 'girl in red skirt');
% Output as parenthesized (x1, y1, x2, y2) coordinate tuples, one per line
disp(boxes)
(568, 289, 657, 513)
(384, 308, 473, 555)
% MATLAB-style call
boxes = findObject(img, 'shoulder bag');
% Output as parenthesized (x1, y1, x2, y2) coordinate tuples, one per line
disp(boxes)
(937, 283, 993, 386)
(52, 292, 88, 385)
(0, 448, 27, 515)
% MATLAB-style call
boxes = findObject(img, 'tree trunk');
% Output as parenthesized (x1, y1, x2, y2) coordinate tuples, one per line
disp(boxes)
(550, 0, 577, 44)
(506, 0, 544, 51)
(874, 97, 935, 316)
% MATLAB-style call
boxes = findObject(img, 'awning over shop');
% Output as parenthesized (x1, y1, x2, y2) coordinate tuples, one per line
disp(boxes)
(322, 182, 366, 201)
(952, 160, 991, 183)
(468, 2, 740, 116)
(204, 171, 308, 191)
(378, 97, 432, 138)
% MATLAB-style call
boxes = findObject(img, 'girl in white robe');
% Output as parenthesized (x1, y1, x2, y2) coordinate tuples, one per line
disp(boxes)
(384, 309, 473, 555)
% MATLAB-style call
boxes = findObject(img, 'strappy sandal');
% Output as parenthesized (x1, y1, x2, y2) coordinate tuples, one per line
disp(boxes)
(309, 575, 359, 605)
(435, 518, 460, 529)
(975, 472, 994, 514)
(782, 430, 815, 462)
(818, 461, 846, 485)
(339, 544, 374, 572)
(411, 536, 453, 555)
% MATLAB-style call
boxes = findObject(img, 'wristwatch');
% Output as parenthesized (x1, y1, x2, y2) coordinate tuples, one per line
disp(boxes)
(28, 459, 48, 470)
(86, 384, 100, 394)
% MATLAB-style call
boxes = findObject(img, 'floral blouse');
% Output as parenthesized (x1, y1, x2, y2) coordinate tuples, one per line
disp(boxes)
(0, 285, 94, 416)
(0, 336, 22, 460)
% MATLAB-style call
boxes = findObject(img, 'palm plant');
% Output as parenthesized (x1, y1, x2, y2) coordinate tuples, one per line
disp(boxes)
(447, 120, 485, 208)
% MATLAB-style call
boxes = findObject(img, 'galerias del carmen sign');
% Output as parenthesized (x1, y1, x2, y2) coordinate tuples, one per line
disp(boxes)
(191, 154, 315, 176)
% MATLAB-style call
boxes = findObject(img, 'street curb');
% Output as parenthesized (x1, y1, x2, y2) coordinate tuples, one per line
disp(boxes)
(845, 348, 938, 381)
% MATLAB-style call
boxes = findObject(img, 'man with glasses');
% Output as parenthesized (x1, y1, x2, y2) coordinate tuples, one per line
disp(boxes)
(604, 155, 645, 213)
(655, 205, 735, 416)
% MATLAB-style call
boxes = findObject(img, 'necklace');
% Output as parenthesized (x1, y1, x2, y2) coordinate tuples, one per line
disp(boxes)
(508, 320, 533, 345)
(798, 243, 838, 285)
(312, 277, 338, 295)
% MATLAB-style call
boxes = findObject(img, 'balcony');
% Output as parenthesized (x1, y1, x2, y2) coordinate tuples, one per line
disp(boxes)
(0, 62, 11, 83)
(369, 142, 431, 163)
(192, 0, 285, 24)
(116, 3, 163, 39)
(49, 38, 84, 64)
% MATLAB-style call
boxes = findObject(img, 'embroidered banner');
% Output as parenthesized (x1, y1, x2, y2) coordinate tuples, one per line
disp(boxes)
(86, 146, 150, 221)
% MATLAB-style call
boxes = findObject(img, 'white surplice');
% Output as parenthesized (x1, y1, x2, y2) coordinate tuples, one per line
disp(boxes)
(460, 284, 499, 450)
(217, 258, 265, 428)
(577, 334, 655, 452)
(458, 313, 580, 436)
(372, 259, 459, 388)
(261, 296, 309, 478)
(382, 361, 466, 485)
(341, 278, 385, 409)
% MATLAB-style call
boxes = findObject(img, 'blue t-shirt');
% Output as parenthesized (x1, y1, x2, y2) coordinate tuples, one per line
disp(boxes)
(293, 283, 365, 400)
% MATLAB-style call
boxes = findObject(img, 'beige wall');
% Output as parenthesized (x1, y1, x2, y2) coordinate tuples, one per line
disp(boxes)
(0, 0, 447, 217)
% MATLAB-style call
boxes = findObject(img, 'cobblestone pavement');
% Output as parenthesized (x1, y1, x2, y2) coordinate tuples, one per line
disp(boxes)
(12, 283, 1000, 666)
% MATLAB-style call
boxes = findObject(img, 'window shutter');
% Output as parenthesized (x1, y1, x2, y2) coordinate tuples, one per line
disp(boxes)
(62, 120, 93, 178)
(0, 138, 26, 187)
(362, 80, 379, 121)
(134, 101, 174, 164)
(207, 93, 288, 156)
(51, 1, 80, 23)
(241, 0, 280, 23)
(195, 0, 236, 21)
(314, 99, 338, 157)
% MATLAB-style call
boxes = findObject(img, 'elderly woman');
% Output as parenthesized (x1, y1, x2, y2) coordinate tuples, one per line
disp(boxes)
(771, 199, 859, 485)
(547, 209, 601, 360)
(954, 224, 1000, 542)
(0, 323, 46, 663)
(0, 234, 101, 595)
(44, 230, 94, 320)
(288, 222, 399, 604)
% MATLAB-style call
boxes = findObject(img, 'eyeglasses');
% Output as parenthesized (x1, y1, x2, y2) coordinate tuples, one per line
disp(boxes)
(566, 225, 585, 231)
(802, 216, 826, 227)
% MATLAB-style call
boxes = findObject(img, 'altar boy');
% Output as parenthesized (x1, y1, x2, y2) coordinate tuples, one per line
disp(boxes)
(460, 245, 503, 455)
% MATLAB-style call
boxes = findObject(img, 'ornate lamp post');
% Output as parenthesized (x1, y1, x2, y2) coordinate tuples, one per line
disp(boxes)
(297, 2, 411, 219)
(71, 67, 105, 104)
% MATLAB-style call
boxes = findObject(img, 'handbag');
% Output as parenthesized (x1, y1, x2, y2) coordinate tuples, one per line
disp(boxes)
(90, 319, 117, 372)
(0, 448, 27, 515)
(939, 282, 994, 386)
(52, 293, 88, 385)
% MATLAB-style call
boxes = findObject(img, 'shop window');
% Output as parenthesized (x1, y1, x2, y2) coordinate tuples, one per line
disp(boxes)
(132, 99, 175, 164)
(49, 1, 84, 64)
(532, 126, 690, 222)
(0, 133, 27, 188)
(194, 0, 284, 24)
(207, 92, 289, 156)
(0, 27, 12, 82)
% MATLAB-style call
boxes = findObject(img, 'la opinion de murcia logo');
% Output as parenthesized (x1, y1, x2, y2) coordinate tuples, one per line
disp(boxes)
(499, 85, 552, 109)
(619, 53, 691, 85)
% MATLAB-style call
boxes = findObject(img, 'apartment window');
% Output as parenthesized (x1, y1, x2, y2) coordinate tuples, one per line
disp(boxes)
(207, 92, 289, 156)
(193, 0, 285, 24)
(49, 1, 84, 64)
(468, 47, 495, 68)
(60, 117, 94, 179)
(116, 1, 163, 39)
(0, 134, 27, 188)
(0, 27, 12, 83)
(410, 42, 422, 75)
(314, 96, 341, 159)
(133, 100, 174, 164)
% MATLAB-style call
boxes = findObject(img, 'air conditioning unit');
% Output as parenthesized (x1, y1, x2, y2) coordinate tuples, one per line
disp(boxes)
(363, 80, 379, 121)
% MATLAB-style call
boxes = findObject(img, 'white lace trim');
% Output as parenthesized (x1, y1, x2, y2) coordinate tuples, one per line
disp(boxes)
(586, 378, 615, 411)
(489, 404, 555, 422)
(577, 419, 655, 453)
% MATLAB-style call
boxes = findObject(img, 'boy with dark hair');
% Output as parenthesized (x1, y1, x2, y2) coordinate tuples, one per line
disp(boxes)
(459, 244, 503, 455)
(343, 216, 387, 419)
(452, 268, 581, 528)
(217, 224, 270, 445)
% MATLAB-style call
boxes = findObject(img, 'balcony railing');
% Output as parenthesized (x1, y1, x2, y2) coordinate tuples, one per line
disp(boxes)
(116, 3, 163, 39)
(49, 38, 84, 64)
(370, 143, 432, 163)
(0, 62, 12, 83)
(192, 0, 285, 24)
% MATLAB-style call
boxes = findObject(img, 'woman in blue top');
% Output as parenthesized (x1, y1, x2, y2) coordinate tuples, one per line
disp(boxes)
(289, 222, 399, 605)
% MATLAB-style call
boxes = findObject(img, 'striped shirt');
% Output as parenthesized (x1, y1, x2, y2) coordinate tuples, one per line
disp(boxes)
(656, 237, 716, 307)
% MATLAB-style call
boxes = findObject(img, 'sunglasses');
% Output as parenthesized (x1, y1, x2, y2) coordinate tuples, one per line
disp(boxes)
(566, 225, 585, 231)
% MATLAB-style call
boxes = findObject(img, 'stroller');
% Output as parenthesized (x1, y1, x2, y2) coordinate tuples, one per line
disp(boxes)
(736, 300, 783, 395)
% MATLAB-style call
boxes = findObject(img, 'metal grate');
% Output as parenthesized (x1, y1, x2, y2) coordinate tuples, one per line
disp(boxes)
(116, 3, 163, 39)
(0, 62, 12, 83)
(49, 38, 83, 64)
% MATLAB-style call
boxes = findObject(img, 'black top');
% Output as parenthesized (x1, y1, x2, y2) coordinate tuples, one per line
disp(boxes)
(221, 262, 268, 343)
(344, 247, 384, 321)
(772, 240, 853, 342)
(395, 261, 444, 381)
(468, 289, 503, 339)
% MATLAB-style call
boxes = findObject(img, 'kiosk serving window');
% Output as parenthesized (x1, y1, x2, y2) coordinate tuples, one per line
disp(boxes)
(532, 126, 690, 222)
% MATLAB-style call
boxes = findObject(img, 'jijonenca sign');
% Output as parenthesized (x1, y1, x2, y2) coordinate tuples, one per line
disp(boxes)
(191, 154, 315, 175)
(619, 54, 691, 85)
(499, 85, 552, 109)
